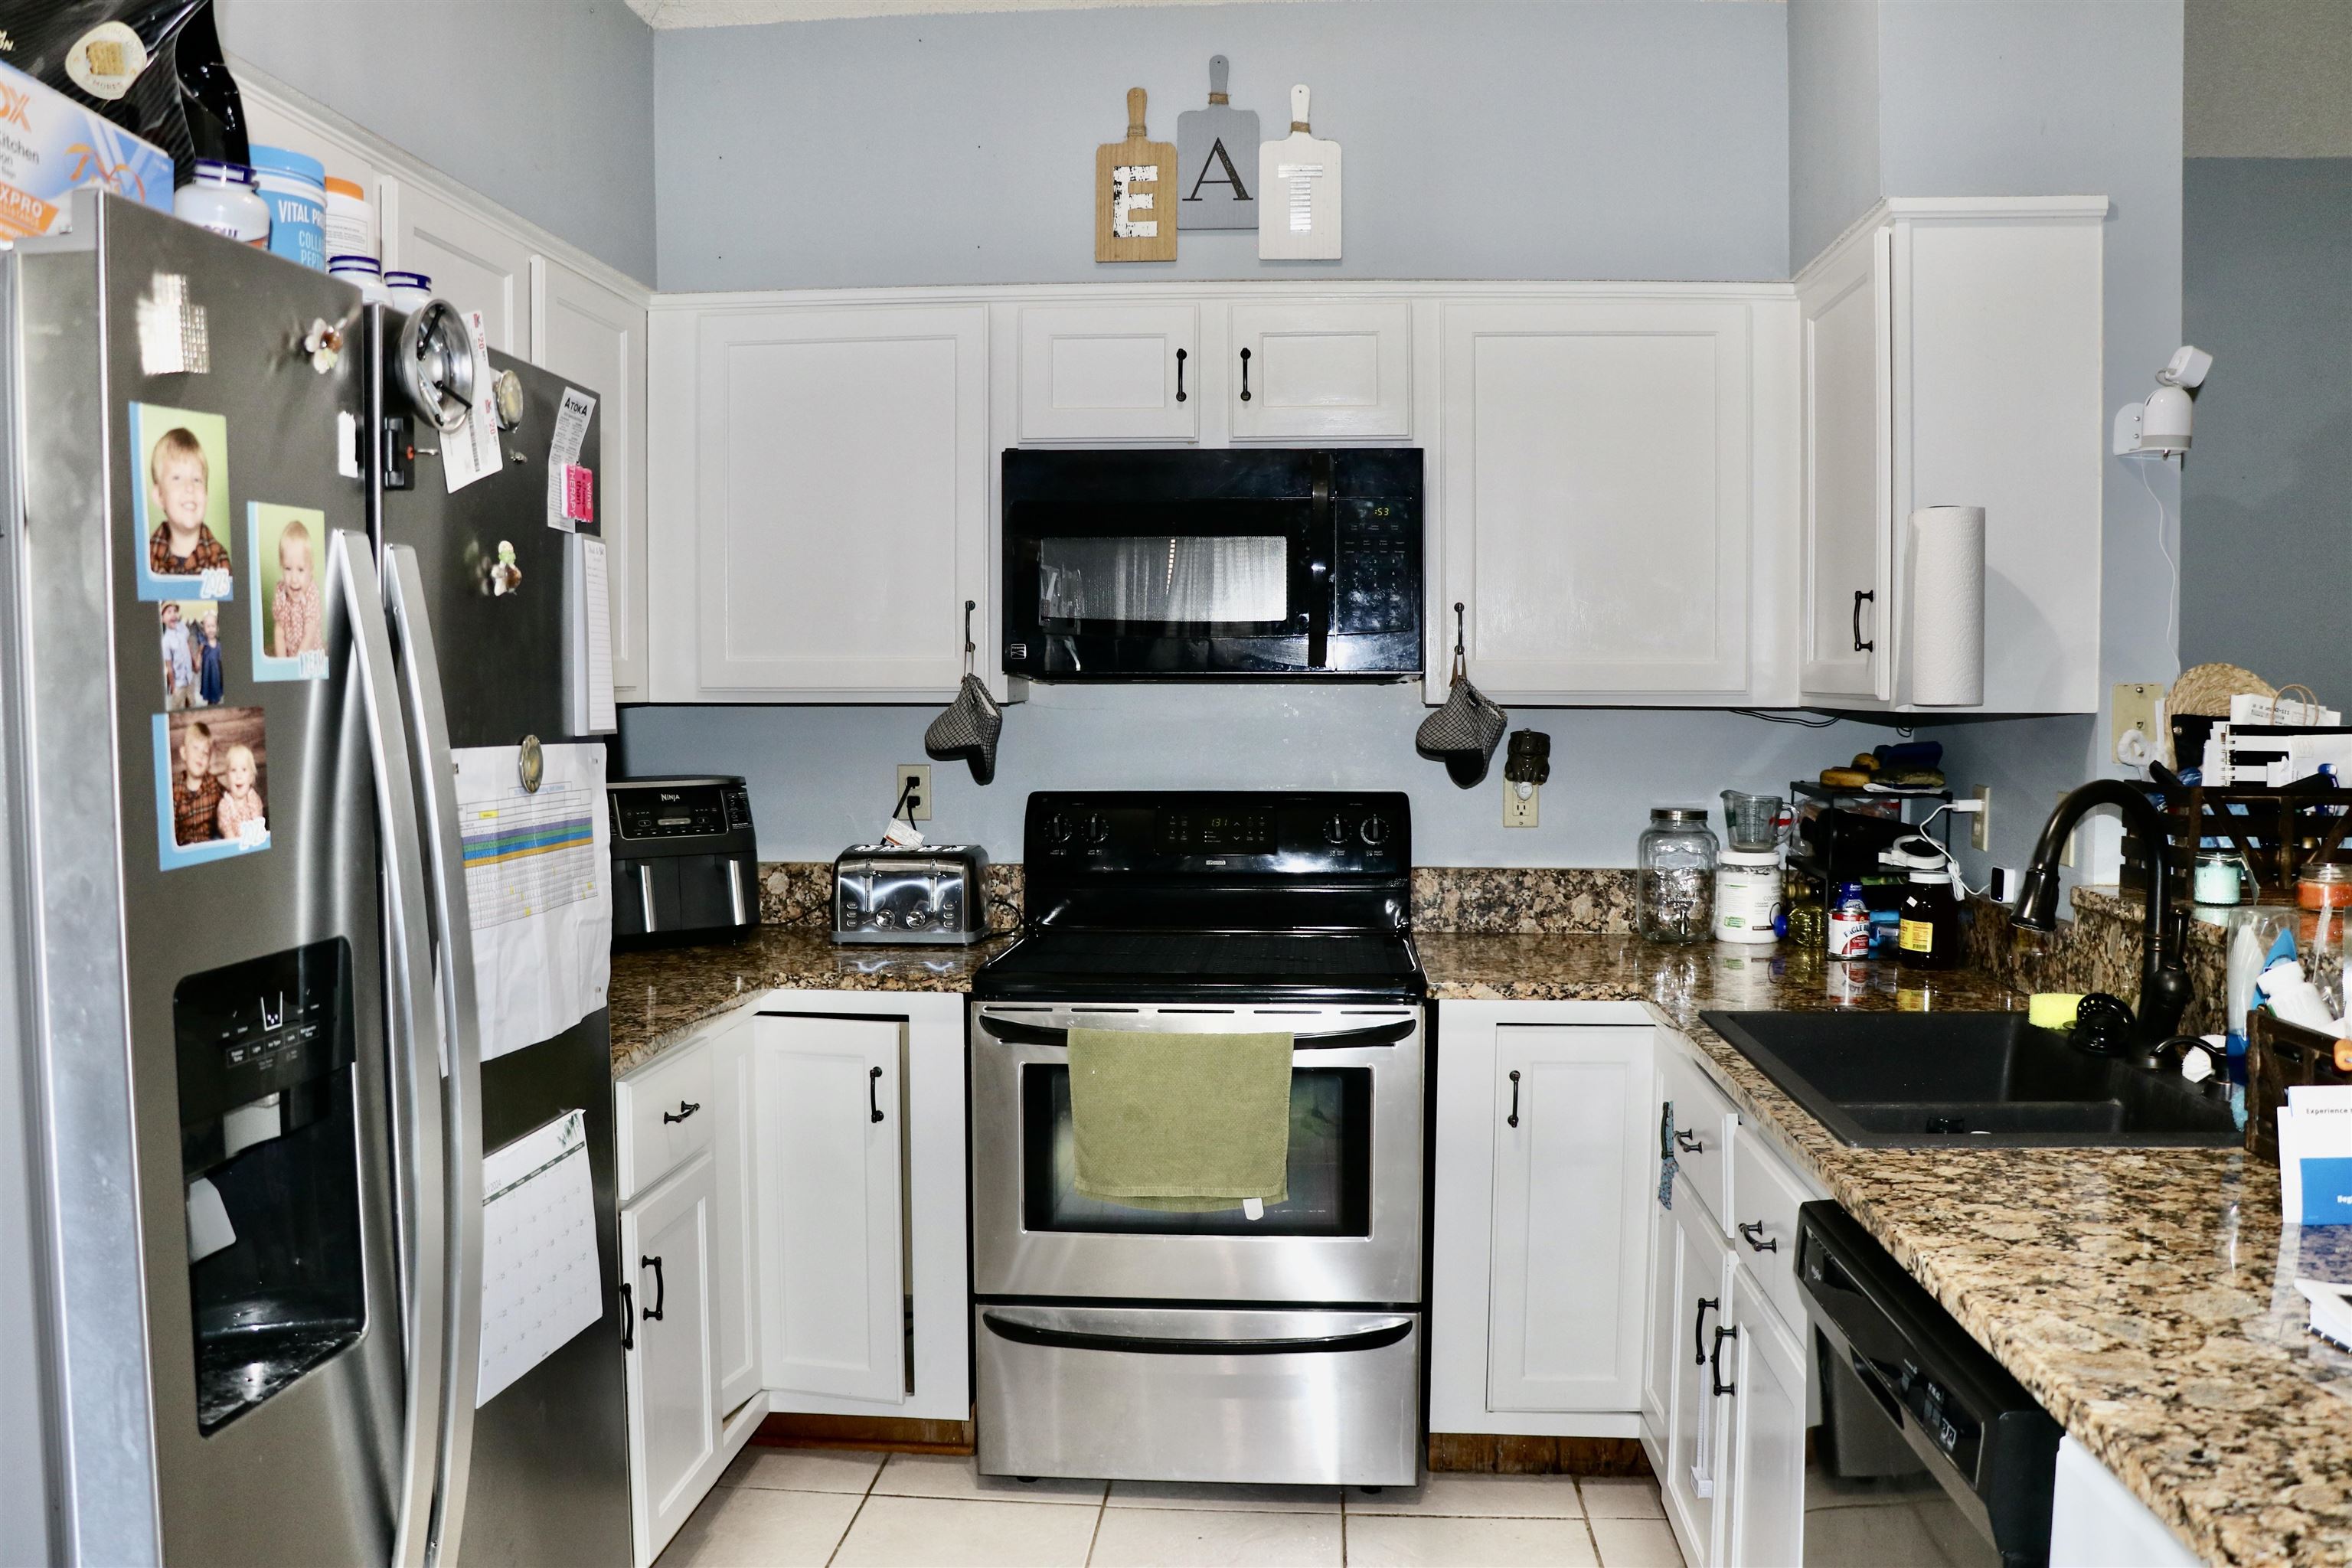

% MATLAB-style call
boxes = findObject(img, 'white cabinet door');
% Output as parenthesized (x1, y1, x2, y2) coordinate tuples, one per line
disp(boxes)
(1662, 1198, 1731, 1568)
(707, 1018, 763, 1416)
(1798, 230, 1893, 701)
(753, 1015, 906, 1403)
(1229, 299, 1411, 439)
(1720, 1287, 1807, 1568)
(1018, 304, 1200, 442)
(1487, 1025, 1652, 1413)
(1642, 1071, 1676, 1442)
(1440, 300, 1756, 699)
(380, 175, 531, 358)
(694, 305, 986, 697)
(531, 257, 648, 699)
(622, 1153, 719, 1568)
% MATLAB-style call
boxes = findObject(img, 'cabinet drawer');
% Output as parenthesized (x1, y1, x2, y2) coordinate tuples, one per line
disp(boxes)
(1729, 1122, 1811, 1330)
(1662, 1048, 1734, 1233)
(618, 1039, 717, 1203)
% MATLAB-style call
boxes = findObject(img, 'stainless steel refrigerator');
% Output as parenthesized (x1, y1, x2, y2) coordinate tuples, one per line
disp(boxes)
(1, 191, 628, 1566)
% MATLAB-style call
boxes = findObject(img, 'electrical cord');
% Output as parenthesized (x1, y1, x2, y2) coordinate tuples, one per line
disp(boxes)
(1733, 710, 1840, 728)
(2137, 460, 2179, 662)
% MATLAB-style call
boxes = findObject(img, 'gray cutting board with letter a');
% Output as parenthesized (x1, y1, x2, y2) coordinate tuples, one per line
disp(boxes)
(1176, 55, 1259, 230)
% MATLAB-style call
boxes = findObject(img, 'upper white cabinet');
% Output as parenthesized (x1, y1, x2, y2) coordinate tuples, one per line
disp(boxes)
(1432, 1001, 1655, 1438)
(1018, 303, 1200, 442)
(685, 304, 987, 700)
(1439, 297, 1796, 704)
(532, 258, 649, 701)
(381, 175, 533, 358)
(1796, 198, 2107, 713)
(1229, 299, 1412, 440)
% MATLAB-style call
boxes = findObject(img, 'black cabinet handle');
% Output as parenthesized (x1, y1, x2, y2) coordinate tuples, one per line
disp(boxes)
(1174, 347, 1187, 403)
(1710, 1324, 1739, 1396)
(1738, 1221, 1779, 1254)
(1507, 1070, 1521, 1129)
(619, 1282, 634, 1351)
(1693, 1296, 1717, 1366)
(1674, 1129, 1704, 1155)
(641, 1255, 665, 1321)
(662, 1101, 700, 1125)
(1852, 588, 1876, 653)
(869, 1064, 885, 1124)
(1239, 346, 1253, 401)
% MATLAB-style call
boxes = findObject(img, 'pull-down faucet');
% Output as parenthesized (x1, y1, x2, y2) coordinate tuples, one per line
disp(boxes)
(2010, 780, 2192, 1042)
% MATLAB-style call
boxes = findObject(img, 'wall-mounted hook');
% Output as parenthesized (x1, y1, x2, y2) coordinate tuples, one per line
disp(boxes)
(962, 599, 977, 677)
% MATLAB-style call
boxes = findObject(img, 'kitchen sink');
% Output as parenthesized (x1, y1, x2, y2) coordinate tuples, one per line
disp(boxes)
(1699, 1011, 2240, 1148)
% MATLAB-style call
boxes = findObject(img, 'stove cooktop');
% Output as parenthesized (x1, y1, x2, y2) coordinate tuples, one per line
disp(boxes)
(972, 928, 1425, 1004)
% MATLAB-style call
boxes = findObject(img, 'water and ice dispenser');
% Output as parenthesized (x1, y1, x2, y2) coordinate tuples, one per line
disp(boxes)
(175, 939, 364, 1433)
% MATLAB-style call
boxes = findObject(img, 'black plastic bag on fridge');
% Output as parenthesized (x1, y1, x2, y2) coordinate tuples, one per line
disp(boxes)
(2, 0, 250, 184)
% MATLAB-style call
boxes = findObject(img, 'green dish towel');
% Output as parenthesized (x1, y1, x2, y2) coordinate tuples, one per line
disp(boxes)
(1068, 1029, 1292, 1209)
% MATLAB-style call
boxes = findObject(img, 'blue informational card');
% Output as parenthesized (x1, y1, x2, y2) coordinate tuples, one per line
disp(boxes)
(2303, 1157, 2352, 1227)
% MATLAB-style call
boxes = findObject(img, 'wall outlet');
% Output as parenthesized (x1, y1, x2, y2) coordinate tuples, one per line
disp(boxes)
(2112, 682, 2164, 766)
(1503, 779, 1539, 828)
(894, 764, 932, 822)
(1971, 787, 1991, 853)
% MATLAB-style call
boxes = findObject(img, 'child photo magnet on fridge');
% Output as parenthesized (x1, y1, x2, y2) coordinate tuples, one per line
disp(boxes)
(249, 502, 328, 681)
(157, 599, 226, 710)
(129, 403, 234, 601)
(152, 706, 271, 870)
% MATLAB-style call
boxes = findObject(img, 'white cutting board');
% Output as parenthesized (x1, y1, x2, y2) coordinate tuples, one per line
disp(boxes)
(1257, 83, 1341, 260)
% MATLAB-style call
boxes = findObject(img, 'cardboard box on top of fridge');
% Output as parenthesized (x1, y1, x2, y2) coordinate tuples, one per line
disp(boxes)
(0, 60, 175, 243)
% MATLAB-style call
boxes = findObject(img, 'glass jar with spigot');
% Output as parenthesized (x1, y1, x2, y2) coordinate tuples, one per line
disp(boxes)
(1638, 808, 1719, 945)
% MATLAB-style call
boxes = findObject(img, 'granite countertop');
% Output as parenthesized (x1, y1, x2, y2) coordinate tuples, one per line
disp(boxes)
(606, 926, 1007, 1074)
(610, 926, 2350, 1564)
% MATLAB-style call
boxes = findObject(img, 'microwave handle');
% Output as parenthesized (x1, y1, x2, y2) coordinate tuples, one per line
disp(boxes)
(1306, 451, 1334, 668)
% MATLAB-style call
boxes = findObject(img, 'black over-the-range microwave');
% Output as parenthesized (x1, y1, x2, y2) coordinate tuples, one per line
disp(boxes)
(1001, 447, 1423, 680)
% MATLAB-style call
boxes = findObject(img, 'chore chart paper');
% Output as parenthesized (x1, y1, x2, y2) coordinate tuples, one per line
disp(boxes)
(452, 743, 613, 1062)
(477, 1109, 602, 1406)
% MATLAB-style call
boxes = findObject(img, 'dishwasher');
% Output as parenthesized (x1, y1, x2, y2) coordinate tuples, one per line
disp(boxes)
(1795, 1202, 2063, 1568)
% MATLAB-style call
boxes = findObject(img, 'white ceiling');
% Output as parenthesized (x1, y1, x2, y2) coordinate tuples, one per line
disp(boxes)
(625, 0, 1344, 28)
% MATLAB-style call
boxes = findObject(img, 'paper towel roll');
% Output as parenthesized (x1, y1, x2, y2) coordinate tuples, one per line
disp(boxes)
(1909, 505, 1985, 706)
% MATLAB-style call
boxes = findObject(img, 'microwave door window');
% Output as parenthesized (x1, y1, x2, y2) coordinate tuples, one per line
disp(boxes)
(1037, 536, 1289, 632)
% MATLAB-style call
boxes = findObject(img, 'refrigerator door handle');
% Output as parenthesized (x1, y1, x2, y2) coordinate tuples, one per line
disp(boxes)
(384, 544, 487, 1568)
(331, 530, 446, 1568)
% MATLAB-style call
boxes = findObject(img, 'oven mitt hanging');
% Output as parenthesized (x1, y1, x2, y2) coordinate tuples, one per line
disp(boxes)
(925, 674, 1002, 786)
(1419, 604, 1506, 789)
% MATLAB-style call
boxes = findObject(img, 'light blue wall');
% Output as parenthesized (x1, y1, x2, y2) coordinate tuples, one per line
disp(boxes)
(1788, 0, 1882, 267)
(1871, 0, 2185, 885)
(2179, 158, 2352, 699)
(217, 0, 658, 283)
(652, 0, 1791, 291)
(623, 691, 1908, 867)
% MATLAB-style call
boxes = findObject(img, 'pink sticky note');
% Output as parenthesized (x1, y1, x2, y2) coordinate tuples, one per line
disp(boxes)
(564, 464, 594, 523)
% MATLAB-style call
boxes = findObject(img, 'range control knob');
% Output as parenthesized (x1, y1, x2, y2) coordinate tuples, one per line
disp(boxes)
(1085, 814, 1111, 844)
(1323, 813, 1350, 846)
(1359, 815, 1393, 848)
(1045, 812, 1074, 847)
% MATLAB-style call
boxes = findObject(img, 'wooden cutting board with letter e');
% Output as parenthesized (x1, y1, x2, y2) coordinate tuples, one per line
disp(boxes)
(1258, 83, 1341, 260)
(1095, 87, 1178, 262)
(1176, 55, 1257, 230)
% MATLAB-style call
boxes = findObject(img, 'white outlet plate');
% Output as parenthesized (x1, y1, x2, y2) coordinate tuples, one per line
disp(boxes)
(1503, 779, 1539, 828)
(1971, 787, 1991, 853)
(896, 763, 932, 822)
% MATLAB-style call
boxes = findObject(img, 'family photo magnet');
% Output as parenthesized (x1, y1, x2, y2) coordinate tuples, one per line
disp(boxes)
(154, 706, 272, 870)
(249, 502, 329, 681)
(129, 403, 234, 600)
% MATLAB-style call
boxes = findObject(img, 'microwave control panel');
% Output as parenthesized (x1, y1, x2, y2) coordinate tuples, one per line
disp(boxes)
(1333, 501, 1419, 635)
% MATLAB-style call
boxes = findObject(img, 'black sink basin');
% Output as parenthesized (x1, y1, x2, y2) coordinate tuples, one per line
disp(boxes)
(1699, 1011, 2240, 1148)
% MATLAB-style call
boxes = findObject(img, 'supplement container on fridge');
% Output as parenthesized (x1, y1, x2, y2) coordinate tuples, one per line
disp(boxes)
(175, 158, 269, 245)
(250, 145, 325, 270)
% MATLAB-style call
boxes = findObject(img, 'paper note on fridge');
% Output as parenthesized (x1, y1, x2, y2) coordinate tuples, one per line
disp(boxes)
(546, 387, 596, 530)
(477, 1109, 602, 1406)
(452, 743, 612, 1063)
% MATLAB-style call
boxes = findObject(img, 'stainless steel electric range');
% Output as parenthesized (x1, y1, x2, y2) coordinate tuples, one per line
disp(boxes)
(969, 792, 1428, 1488)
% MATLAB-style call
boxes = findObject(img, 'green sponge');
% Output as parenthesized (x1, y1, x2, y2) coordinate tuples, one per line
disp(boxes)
(2028, 993, 2086, 1030)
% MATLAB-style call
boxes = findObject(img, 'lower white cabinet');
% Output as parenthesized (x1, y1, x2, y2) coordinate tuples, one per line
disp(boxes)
(1660, 1194, 1732, 1564)
(709, 1018, 763, 1415)
(1718, 1282, 1808, 1568)
(1431, 1001, 1655, 1436)
(622, 1151, 719, 1568)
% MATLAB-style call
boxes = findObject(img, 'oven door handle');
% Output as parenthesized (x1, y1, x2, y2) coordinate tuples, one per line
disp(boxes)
(980, 1311, 1413, 1357)
(976, 1018, 1415, 1051)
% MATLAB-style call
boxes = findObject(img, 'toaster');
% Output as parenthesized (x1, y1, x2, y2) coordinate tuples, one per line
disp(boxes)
(833, 844, 991, 945)
(609, 776, 760, 949)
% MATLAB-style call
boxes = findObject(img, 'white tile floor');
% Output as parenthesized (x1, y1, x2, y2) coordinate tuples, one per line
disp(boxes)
(657, 1449, 1684, 1568)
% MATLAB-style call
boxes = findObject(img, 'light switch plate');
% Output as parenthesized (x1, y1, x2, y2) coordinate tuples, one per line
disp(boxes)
(1503, 779, 1539, 828)
(895, 764, 932, 822)
(2112, 682, 2164, 766)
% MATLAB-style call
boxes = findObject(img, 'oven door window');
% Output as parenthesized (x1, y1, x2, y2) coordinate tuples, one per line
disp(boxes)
(1019, 1064, 1371, 1237)
(1037, 534, 1290, 633)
